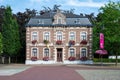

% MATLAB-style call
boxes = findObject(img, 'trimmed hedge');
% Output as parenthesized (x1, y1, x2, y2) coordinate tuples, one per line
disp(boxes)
(93, 58, 120, 62)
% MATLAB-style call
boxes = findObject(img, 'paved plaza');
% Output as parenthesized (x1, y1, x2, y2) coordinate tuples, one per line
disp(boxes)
(0, 64, 120, 80)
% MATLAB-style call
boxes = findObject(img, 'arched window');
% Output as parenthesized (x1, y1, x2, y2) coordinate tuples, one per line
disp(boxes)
(69, 32, 75, 40)
(57, 31, 62, 40)
(44, 32, 50, 40)
(44, 48, 49, 57)
(81, 48, 87, 57)
(69, 48, 75, 57)
(81, 32, 87, 40)
(32, 48, 37, 57)
(32, 32, 37, 40)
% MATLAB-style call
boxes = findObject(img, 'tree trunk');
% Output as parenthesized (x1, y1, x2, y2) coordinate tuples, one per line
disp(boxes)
(2, 57, 5, 64)
(115, 52, 118, 66)
(8, 56, 11, 64)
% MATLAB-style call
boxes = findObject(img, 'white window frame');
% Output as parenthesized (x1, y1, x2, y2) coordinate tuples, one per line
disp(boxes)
(31, 47, 39, 57)
(43, 32, 50, 41)
(75, 19, 81, 24)
(69, 31, 76, 41)
(56, 31, 62, 41)
(31, 32, 38, 41)
(38, 19, 44, 24)
(80, 32, 87, 41)
(80, 47, 87, 58)
(43, 48, 50, 57)
(69, 47, 76, 57)
(57, 17, 62, 24)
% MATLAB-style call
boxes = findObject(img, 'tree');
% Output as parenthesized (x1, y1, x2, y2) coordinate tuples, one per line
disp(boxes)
(2, 6, 21, 63)
(0, 5, 6, 31)
(0, 32, 2, 54)
(14, 9, 37, 62)
(94, 1, 120, 65)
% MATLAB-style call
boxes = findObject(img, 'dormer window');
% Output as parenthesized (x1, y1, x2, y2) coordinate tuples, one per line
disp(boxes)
(75, 19, 81, 24)
(38, 19, 44, 24)
(57, 17, 62, 24)
(53, 11, 66, 25)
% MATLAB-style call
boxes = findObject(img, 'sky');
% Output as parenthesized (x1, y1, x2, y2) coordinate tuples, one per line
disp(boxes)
(0, 0, 119, 16)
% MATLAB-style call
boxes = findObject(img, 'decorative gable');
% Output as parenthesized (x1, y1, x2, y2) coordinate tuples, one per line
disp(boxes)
(53, 10, 66, 25)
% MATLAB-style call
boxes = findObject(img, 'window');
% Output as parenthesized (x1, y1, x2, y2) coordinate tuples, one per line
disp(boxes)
(32, 32, 37, 40)
(81, 48, 87, 57)
(69, 48, 75, 57)
(44, 48, 49, 57)
(38, 19, 44, 24)
(75, 19, 81, 24)
(44, 32, 50, 40)
(81, 32, 87, 40)
(57, 17, 62, 24)
(70, 32, 75, 40)
(57, 31, 62, 40)
(32, 48, 37, 57)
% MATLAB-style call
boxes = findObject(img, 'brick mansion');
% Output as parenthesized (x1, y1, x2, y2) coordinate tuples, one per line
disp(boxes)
(25, 6, 93, 64)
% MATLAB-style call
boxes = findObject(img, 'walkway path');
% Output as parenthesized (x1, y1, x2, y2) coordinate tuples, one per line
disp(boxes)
(0, 64, 84, 80)
(0, 64, 120, 80)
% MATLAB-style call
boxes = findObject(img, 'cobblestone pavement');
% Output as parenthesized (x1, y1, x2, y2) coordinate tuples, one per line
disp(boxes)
(0, 64, 120, 80)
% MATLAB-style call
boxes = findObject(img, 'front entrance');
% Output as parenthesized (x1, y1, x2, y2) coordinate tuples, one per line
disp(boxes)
(57, 48, 62, 62)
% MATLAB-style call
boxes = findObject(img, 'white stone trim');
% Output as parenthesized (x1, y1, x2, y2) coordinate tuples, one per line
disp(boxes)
(25, 60, 56, 64)
(62, 48, 65, 61)
(31, 27, 38, 29)
(26, 36, 30, 38)
(53, 48, 56, 61)
(63, 60, 93, 64)
(25, 60, 93, 65)
(26, 33, 30, 34)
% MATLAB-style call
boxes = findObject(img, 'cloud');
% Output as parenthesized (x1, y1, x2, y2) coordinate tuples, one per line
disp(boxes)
(66, 0, 105, 8)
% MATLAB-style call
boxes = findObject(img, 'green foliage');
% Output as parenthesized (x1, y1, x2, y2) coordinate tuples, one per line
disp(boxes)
(93, 58, 120, 62)
(0, 32, 3, 54)
(2, 6, 21, 56)
(93, 1, 120, 55)
(43, 40, 49, 44)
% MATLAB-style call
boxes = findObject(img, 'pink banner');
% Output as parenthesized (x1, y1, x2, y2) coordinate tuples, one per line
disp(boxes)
(100, 33, 104, 49)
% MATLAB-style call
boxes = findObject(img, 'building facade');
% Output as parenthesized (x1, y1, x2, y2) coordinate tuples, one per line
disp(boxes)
(25, 9, 93, 64)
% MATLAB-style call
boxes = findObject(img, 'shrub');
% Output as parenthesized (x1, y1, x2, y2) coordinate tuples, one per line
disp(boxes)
(80, 56, 88, 61)
(32, 40, 37, 44)
(68, 56, 76, 61)
(31, 57, 37, 61)
(80, 40, 87, 45)
(43, 40, 49, 44)
(69, 40, 75, 45)
(93, 58, 120, 62)
(43, 56, 49, 61)
(56, 40, 62, 45)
